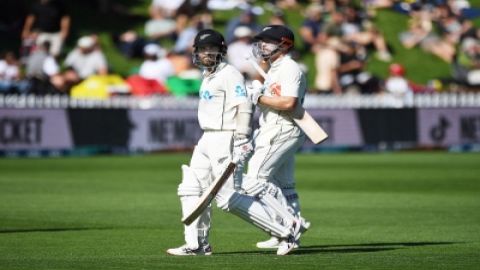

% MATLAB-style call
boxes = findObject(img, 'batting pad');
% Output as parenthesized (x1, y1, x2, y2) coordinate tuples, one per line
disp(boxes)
(220, 192, 291, 238)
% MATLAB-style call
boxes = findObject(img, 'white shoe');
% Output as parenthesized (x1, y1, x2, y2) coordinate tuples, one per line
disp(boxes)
(256, 236, 281, 249)
(276, 236, 296, 255)
(299, 216, 311, 234)
(166, 244, 212, 256)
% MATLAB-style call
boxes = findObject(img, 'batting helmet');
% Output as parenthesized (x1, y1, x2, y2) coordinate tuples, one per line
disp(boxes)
(193, 29, 227, 69)
(252, 25, 294, 61)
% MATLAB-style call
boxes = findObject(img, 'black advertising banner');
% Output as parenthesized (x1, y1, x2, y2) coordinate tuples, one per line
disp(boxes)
(67, 109, 132, 147)
(357, 109, 417, 145)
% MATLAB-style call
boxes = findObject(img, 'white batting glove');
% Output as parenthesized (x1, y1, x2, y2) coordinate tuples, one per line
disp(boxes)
(232, 136, 253, 165)
(246, 80, 264, 105)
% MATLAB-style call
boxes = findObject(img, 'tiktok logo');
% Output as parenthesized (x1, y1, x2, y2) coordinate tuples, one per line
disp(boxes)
(430, 116, 450, 144)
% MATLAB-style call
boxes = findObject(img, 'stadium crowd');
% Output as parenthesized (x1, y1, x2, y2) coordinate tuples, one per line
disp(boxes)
(0, 0, 479, 100)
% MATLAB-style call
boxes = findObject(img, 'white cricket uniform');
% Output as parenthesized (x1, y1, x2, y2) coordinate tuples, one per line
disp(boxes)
(246, 54, 307, 211)
(188, 62, 247, 242)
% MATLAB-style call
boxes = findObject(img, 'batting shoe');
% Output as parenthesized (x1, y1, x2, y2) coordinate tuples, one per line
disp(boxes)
(276, 236, 297, 255)
(166, 244, 212, 256)
(256, 236, 281, 249)
(276, 217, 302, 255)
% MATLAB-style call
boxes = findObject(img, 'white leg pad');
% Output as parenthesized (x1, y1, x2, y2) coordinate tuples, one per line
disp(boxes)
(177, 165, 211, 249)
(217, 192, 291, 238)
(243, 178, 296, 228)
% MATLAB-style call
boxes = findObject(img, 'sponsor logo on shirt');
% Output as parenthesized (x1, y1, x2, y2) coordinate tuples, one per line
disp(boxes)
(269, 83, 281, 96)
(199, 89, 212, 100)
(235, 85, 246, 97)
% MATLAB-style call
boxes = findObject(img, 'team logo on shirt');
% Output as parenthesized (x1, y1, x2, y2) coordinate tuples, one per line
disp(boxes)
(235, 85, 247, 97)
(199, 89, 212, 100)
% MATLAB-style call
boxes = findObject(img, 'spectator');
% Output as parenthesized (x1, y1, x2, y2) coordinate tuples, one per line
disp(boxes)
(25, 41, 62, 94)
(452, 38, 480, 86)
(341, 6, 392, 62)
(384, 63, 414, 106)
(139, 44, 174, 84)
(175, 0, 212, 33)
(64, 35, 108, 82)
(173, 15, 204, 54)
(127, 44, 173, 96)
(337, 41, 382, 94)
(145, 6, 177, 41)
(227, 26, 257, 81)
(225, 8, 263, 44)
(21, 0, 71, 57)
(150, 0, 184, 19)
(312, 38, 342, 94)
(299, 3, 327, 52)
(268, 9, 287, 26)
(0, 52, 28, 94)
(385, 63, 412, 94)
(400, 3, 453, 63)
(54, 35, 109, 94)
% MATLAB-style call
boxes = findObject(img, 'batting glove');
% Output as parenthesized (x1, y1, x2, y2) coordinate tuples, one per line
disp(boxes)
(232, 135, 253, 165)
(246, 80, 264, 105)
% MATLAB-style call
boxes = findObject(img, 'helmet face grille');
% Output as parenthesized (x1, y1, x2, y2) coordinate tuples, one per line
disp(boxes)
(193, 29, 227, 69)
(192, 49, 225, 69)
(252, 41, 282, 61)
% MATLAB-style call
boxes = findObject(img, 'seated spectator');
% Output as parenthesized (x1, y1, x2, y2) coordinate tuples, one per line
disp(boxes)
(0, 51, 28, 94)
(400, 4, 455, 62)
(340, 6, 392, 61)
(113, 30, 148, 59)
(21, 0, 71, 58)
(139, 44, 174, 84)
(225, 8, 263, 44)
(227, 26, 257, 81)
(25, 41, 62, 94)
(145, 5, 177, 41)
(64, 35, 108, 83)
(452, 38, 480, 86)
(126, 44, 174, 96)
(337, 41, 382, 94)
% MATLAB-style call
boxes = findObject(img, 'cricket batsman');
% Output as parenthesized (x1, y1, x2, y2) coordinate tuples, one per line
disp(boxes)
(243, 25, 311, 249)
(166, 29, 301, 256)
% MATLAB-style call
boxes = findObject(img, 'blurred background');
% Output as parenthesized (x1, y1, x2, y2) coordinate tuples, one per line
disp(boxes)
(1, 0, 480, 155)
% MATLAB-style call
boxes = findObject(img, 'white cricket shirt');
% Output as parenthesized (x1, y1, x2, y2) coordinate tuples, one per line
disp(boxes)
(260, 55, 307, 126)
(198, 63, 248, 131)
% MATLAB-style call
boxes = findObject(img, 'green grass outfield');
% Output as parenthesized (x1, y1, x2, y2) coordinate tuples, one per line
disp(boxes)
(1, 152, 479, 270)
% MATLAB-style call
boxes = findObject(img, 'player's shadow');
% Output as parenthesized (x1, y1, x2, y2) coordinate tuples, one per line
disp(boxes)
(0, 227, 113, 234)
(215, 241, 461, 255)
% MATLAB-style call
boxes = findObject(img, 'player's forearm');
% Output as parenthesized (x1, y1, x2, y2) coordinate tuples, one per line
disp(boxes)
(258, 96, 297, 111)
(235, 102, 253, 137)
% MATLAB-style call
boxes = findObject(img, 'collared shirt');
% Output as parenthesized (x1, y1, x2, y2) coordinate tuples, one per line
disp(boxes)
(259, 55, 307, 126)
(198, 62, 248, 131)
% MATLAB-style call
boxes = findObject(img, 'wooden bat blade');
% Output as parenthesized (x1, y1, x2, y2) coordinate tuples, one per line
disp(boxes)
(181, 162, 237, 225)
(293, 110, 328, 144)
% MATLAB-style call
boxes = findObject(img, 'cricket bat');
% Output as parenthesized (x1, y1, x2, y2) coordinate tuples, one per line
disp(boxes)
(245, 55, 329, 144)
(181, 161, 237, 225)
